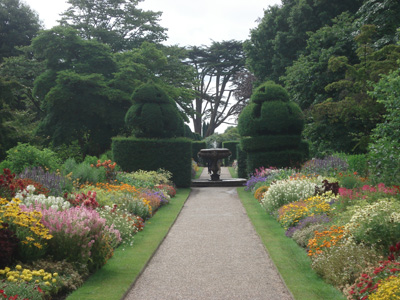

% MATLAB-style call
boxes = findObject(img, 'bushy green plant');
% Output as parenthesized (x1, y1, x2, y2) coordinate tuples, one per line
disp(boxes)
(117, 169, 172, 188)
(0, 143, 61, 174)
(344, 198, 400, 253)
(261, 178, 318, 213)
(310, 241, 382, 289)
(292, 223, 326, 248)
(124, 82, 184, 138)
(0, 280, 43, 300)
(117, 198, 151, 220)
(62, 159, 106, 184)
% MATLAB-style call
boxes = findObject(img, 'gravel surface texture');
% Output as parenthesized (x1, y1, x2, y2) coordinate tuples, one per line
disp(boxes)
(124, 168, 293, 300)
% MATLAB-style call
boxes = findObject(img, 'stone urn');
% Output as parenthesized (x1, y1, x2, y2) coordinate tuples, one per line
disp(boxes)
(198, 148, 232, 181)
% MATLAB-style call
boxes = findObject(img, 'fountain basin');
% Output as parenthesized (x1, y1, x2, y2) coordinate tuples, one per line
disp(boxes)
(198, 148, 232, 181)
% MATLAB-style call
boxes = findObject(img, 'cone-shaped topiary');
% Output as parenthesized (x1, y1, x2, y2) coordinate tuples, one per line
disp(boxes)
(125, 82, 184, 138)
(238, 81, 308, 171)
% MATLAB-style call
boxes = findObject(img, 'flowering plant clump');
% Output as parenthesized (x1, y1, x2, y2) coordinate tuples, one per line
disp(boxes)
(17, 179, 49, 197)
(245, 167, 282, 192)
(344, 198, 400, 252)
(254, 186, 269, 202)
(116, 169, 172, 188)
(16, 186, 70, 211)
(18, 167, 69, 196)
(307, 225, 346, 257)
(277, 193, 334, 229)
(66, 191, 99, 209)
(0, 169, 24, 200)
(0, 198, 52, 261)
(369, 276, 400, 300)
(91, 160, 117, 182)
(24, 206, 121, 268)
(261, 178, 319, 213)
(285, 214, 330, 238)
(310, 241, 382, 290)
(0, 265, 59, 293)
(155, 184, 176, 198)
(301, 156, 348, 176)
(116, 198, 152, 220)
(347, 260, 400, 300)
(97, 206, 143, 247)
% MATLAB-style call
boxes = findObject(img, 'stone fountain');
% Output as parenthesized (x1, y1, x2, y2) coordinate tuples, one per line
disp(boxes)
(197, 148, 232, 181)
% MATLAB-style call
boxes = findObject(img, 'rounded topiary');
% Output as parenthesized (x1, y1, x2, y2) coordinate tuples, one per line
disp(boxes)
(238, 81, 308, 170)
(125, 83, 184, 138)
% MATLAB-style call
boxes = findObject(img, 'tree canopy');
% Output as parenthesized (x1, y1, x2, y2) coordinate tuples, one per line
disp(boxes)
(60, 0, 167, 52)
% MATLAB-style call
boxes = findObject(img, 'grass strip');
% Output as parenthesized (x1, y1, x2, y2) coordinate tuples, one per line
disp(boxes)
(66, 188, 191, 300)
(228, 166, 238, 178)
(195, 167, 204, 179)
(237, 187, 345, 300)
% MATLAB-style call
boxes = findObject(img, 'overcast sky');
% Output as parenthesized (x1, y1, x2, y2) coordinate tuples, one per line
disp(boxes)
(23, 0, 282, 47)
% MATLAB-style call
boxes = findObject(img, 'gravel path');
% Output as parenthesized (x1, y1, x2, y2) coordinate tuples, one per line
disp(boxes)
(123, 168, 293, 300)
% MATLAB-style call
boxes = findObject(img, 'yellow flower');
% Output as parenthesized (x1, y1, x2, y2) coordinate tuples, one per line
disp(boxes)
(52, 278, 57, 283)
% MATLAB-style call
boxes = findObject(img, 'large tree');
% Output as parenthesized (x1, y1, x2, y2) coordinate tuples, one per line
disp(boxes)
(245, 0, 363, 83)
(59, 0, 167, 52)
(31, 27, 131, 155)
(187, 40, 246, 137)
(0, 0, 41, 61)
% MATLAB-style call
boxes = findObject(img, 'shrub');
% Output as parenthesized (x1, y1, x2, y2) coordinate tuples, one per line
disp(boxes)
(0, 143, 60, 174)
(238, 82, 308, 170)
(344, 198, 400, 253)
(261, 178, 318, 213)
(124, 82, 184, 138)
(310, 241, 383, 290)
(292, 223, 327, 248)
(236, 144, 247, 178)
(116, 198, 152, 220)
(192, 141, 206, 164)
(61, 159, 106, 184)
(222, 141, 239, 166)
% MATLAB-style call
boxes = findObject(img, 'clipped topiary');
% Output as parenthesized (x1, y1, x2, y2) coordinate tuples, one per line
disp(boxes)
(238, 81, 308, 171)
(125, 82, 184, 138)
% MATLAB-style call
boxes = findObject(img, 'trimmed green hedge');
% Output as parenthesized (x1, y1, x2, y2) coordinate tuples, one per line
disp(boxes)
(112, 137, 192, 187)
(237, 144, 248, 179)
(222, 141, 239, 166)
(192, 141, 206, 163)
(241, 135, 301, 152)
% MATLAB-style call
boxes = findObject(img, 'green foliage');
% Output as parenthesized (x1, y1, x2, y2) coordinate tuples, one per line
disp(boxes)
(125, 82, 184, 139)
(292, 223, 327, 249)
(310, 242, 382, 289)
(51, 141, 83, 163)
(238, 82, 307, 170)
(368, 67, 400, 185)
(236, 144, 247, 178)
(61, 158, 106, 184)
(222, 141, 239, 166)
(60, 0, 167, 52)
(0, 143, 60, 174)
(0, 0, 41, 62)
(112, 137, 192, 187)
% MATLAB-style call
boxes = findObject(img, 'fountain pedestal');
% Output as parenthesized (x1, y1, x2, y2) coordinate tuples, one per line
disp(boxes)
(197, 148, 232, 181)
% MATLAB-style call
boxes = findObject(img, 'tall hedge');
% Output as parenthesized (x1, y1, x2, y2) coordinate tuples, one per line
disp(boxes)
(112, 137, 192, 187)
(238, 81, 308, 172)
(192, 141, 206, 163)
(237, 144, 248, 179)
(222, 141, 239, 166)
